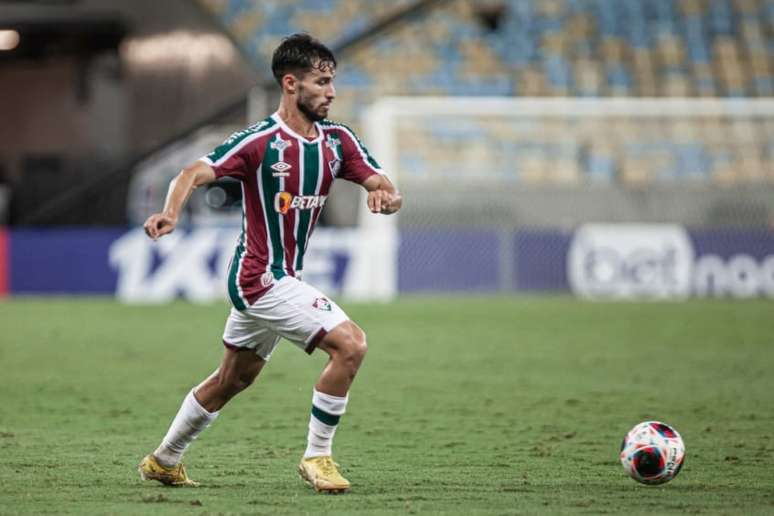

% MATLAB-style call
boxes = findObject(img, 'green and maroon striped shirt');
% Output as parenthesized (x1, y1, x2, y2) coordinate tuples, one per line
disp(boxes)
(200, 113, 382, 309)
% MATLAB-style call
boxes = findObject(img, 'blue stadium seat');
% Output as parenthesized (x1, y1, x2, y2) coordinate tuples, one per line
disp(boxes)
(201, 0, 767, 100)
(195, 0, 772, 185)
(675, 144, 712, 179)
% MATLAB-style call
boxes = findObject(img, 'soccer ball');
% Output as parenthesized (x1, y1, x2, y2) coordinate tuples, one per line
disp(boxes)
(620, 421, 685, 485)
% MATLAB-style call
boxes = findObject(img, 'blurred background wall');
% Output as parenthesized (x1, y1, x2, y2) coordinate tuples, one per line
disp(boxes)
(0, 0, 255, 225)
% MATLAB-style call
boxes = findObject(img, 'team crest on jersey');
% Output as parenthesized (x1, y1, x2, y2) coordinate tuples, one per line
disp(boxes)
(312, 297, 332, 311)
(329, 158, 341, 176)
(260, 271, 274, 287)
(325, 134, 341, 154)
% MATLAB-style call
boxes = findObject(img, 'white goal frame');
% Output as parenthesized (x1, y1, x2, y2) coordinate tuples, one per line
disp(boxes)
(361, 96, 774, 295)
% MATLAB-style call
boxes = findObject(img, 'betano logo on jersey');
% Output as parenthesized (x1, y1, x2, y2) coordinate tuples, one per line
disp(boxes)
(274, 192, 328, 215)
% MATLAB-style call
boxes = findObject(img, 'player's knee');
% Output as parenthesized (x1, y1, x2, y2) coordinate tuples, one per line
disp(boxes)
(353, 327, 368, 361)
(322, 322, 367, 372)
(339, 325, 367, 370)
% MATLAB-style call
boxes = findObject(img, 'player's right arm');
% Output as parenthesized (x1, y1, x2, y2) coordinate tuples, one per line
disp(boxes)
(143, 161, 217, 240)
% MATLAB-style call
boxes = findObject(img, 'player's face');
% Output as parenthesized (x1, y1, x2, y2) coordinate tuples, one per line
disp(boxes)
(295, 63, 336, 122)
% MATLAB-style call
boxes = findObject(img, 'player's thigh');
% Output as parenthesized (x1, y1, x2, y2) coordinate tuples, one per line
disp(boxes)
(222, 306, 282, 361)
(244, 276, 349, 354)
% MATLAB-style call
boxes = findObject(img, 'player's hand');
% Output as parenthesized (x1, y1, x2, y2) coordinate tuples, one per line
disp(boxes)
(367, 190, 401, 215)
(143, 213, 178, 240)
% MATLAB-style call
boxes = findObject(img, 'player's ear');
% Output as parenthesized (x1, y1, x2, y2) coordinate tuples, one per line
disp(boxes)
(282, 73, 299, 94)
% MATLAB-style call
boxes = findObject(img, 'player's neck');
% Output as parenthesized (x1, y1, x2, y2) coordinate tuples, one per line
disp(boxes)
(276, 103, 318, 140)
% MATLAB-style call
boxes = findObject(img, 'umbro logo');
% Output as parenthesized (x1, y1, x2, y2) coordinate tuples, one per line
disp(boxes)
(271, 161, 291, 177)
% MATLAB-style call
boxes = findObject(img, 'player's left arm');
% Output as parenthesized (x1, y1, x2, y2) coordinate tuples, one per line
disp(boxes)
(362, 174, 402, 215)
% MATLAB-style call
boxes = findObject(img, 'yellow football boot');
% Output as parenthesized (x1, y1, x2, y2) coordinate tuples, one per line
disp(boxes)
(138, 454, 199, 487)
(298, 456, 350, 493)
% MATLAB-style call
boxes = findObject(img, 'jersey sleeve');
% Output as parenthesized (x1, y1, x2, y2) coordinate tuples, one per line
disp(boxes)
(199, 131, 259, 181)
(336, 127, 383, 184)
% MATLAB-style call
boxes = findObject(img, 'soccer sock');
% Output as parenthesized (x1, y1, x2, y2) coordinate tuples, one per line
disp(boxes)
(154, 389, 219, 467)
(303, 389, 348, 458)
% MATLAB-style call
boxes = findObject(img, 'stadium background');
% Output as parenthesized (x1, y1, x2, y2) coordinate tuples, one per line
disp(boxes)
(0, 0, 772, 300)
(1, 2, 773, 514)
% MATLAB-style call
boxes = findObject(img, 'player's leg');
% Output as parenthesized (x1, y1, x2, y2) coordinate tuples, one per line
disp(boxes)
(304, 321, 366, 456)
(139, 348, 265, 486)
(140, 307, 278, 486)
(315, 321, 368, 397)
(298, 321, 367, 493)
(154, 348, 266, 463)
(226, 277, 363, 492)
(194, 347, 266, 412)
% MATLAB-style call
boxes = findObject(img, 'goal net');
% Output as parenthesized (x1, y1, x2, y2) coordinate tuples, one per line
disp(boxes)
(363, 97, 774, 298)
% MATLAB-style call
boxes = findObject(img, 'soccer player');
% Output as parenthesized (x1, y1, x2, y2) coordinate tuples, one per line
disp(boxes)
(137, 33, 401, 493)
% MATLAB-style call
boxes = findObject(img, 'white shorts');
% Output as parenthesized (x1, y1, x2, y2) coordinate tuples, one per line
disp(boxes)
(222, 276, 349, 361)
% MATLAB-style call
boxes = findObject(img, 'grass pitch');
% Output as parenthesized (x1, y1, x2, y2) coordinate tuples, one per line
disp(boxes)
(1, 296, 773, 515)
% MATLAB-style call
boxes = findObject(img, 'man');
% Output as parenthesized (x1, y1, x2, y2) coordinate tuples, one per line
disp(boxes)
(138, 33, 401, 494)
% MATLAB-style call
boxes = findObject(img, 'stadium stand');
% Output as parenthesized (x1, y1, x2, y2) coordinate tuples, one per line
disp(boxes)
(199, 0, 772, 98)
(197, 0, 774, 185)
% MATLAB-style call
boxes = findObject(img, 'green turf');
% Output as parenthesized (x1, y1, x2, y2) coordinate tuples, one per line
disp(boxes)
(1, 296, 773, 515)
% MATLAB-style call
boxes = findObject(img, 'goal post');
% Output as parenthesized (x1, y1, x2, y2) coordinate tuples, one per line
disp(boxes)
(362, 96, 774, 297)
(364, 96, 774, 190)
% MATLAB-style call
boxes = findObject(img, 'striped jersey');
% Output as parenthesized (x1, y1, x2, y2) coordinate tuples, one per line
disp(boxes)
(200, 112, 383, 309)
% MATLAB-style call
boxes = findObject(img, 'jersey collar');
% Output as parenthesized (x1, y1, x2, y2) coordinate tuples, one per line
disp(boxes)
(271, 112, 323, 144)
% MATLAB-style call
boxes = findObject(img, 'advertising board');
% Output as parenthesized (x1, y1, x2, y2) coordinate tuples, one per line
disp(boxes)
(3, 225, 772, 300)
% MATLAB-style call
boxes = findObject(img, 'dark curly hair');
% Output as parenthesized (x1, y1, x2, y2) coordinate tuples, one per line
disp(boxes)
(271, 33, 336, 85)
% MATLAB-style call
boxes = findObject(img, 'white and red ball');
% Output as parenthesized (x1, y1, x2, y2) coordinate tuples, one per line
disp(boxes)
(620, 421, 685, 485)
